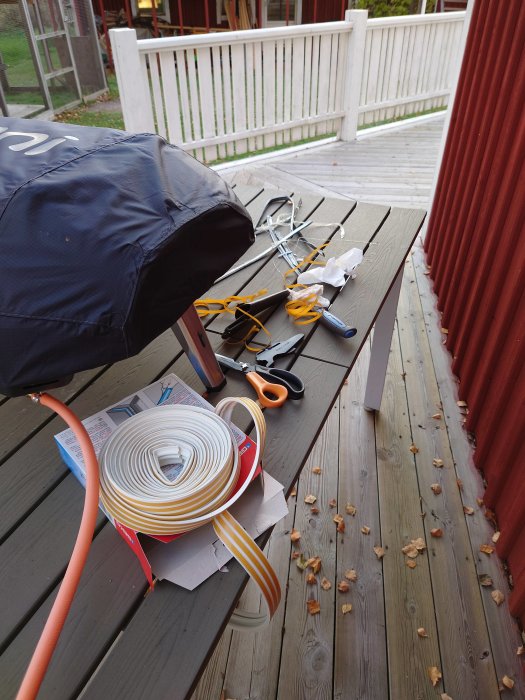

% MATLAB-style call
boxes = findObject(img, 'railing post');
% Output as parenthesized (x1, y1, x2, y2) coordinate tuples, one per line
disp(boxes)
(109, 28, 155, 133)
(340, 9, 367, 142)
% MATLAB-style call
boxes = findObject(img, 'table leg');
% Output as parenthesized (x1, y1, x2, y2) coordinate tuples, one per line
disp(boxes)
(171, 305, 226, 392)
(363, 267, 404, 412)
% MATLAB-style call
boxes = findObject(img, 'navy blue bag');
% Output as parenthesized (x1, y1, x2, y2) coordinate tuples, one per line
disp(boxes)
(0, 118, 254, 396)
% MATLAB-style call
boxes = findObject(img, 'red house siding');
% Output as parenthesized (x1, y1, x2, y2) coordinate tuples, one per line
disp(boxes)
(424, 0, 525, 625)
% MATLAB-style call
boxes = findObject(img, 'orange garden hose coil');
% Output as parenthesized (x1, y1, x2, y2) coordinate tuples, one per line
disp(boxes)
(17, 393, 280, 699)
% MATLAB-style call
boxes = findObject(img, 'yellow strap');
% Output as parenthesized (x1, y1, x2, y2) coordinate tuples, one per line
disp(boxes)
(98, 397, 280, 627)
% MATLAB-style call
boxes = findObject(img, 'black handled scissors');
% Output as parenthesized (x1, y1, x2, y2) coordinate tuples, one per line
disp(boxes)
(216, 354, 305, 404)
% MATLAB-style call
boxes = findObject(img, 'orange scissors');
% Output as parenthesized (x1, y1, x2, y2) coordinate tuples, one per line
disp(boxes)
(215, 354, 289, 408)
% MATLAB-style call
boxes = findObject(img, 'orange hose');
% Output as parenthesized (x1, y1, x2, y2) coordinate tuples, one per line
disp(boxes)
(17, 393, 100, 700)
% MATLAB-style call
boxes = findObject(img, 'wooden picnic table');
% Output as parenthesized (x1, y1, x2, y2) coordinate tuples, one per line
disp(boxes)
(0, 185, 425, 699)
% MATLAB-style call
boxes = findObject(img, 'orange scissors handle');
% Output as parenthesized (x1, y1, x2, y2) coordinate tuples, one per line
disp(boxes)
(245, 371, 288, 408)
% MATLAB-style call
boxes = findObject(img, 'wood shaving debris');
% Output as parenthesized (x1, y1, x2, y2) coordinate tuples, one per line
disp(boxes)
(403, 543, 419, 558)
(491, 590, 505, 606)
(361, 526, 371, 535)
(337, 520, 345, 534)
(312, 466, 322, 474)
(476, 497, 484, 507)
(345, 503, 357, 516)
(430, 528, 443, 538)
(433, 458, 444, 467)
(337, 580, 350, 593)
(304, 494, 317, 504)
(306, 573, 317, 585)
(417, 627, 428, 638)
(431, 483, 442, 495)
(492, 531, 501, 543)
(320, 577, 331, 591)
(409, 443, 419, 454)
(333, 514, 344, 525)
(290, 528, 301, 543)
(432, 414, 442, 420)
(307, 599, 320, 615)
(463, 506, 474, 515)
(374, 546, 386, 559)
(428, 666, 442, 687)
(501, 675, 514, 689)
(290, 487, 297, 497)
(341, 603, 353, 614)
(478, 574, 493, 587)
(345, 569, 358, 582)
(413, 537, 426, 551)
(406, 559, 417, 569)
(310, 506, 320, 515)
(306, 556, 322, 574)
(328, 498, 337, 508)
(480, 544, 495, 555)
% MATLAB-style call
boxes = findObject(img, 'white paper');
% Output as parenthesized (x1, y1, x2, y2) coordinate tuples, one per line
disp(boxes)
(144, 472, 288, 590)
(297, 247, 363, 286)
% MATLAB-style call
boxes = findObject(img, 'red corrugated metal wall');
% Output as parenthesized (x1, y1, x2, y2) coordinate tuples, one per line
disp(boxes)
(424, 0, 525, 626)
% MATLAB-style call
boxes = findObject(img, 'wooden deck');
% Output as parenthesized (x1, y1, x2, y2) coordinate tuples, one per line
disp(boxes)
(192, 116, 525, 699)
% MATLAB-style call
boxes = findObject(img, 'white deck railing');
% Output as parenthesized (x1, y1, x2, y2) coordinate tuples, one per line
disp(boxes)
(110, 10, 465, 163)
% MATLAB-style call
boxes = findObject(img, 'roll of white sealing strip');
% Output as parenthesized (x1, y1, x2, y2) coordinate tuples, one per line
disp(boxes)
(99, 396, 280, 629)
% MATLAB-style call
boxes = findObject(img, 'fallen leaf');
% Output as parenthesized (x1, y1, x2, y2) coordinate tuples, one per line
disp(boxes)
(456, 400, 467, 407)
(417, 627, 428, 637)
(441, 327, 449, 334)
(428, 666, 442, 687)
(480, 544, 494, 555)
(463, 506, 474, 515)
(432, 414, 442, 420)
(402, 543, 419, 558)
(304, 494, 317, 504)
(345, 569, 358, 582)
(478, 574, 493, 587)
(431, 483, 442, 495)
(361, 526, 371, 535)
(374, 546, 386, 559)
(312, 466, 322, 474)
(491, 590, 505, 606)
(430, 528, 443, 538)
(306, 573, 317, 585)
(341, 603, 353, 614)
(333, 514, 344, 525)
(476, 497, 484, 507)
(502, 675, 514, 689)
(337, 520, 346, 534)
(307, 599, 321, 615)
(433, 458, 444, 467)
(320, 577, 331, 590)
(290, 487, 297, 497)
(406, 559, 417, 569)
(306, 556, 322, 574)
(291, 551, 300, 560)
(345, 503, 357, 516)
(296, 554, 308, 571)
(409, 443, 419, 454)
(484, 508, 497, 526)
(328, 498, 337, 508)
(290, 528, 301, 543)
(456, 478, 463, 490)
(311, 506, 320, 515)
(517, 645, 524, 655)
(492, 531, 501, 543)
(338, 580, 350, 593)
(441, 694, 453, 700)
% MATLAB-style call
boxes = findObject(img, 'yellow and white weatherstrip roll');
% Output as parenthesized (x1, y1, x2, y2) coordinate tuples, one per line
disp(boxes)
(98, 397, 280, 629)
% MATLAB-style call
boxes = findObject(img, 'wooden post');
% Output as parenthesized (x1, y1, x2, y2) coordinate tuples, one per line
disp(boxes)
(109, 28, 155, 133)
(339, 8, 367, 141)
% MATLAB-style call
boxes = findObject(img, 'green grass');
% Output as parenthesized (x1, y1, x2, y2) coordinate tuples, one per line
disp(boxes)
(54, 72, 124, 129)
